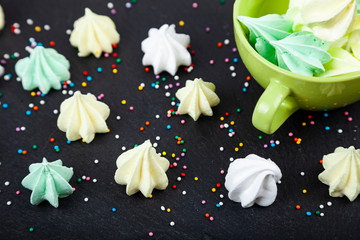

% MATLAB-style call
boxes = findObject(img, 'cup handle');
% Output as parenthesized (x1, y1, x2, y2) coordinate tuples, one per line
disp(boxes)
(252, 79, 299, 134)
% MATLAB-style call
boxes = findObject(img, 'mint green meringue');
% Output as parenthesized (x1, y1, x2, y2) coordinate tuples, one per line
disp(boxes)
(15, 46, 70, 94)
(21, 157, 74, 208)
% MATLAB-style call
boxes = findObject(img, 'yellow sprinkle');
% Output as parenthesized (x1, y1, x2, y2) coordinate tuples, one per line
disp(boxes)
(239, 142, 243, 147)
(35, 26, 41, 32)
(211, 188, 216, 192)
(220, 117, 224, 121)
(149, 194, 153, 199)
(82, 139, 85, 143)
(162, 151, 167, 156)
(179, 20, 185, 26)
(107, 129, 110, 132)
(194, 177, 198, 181)
(302, 122, 306, 126)
(230, 121, 235, 125)
(302, 189, 307, 194)
(113, 69, 118, 74)
(234, 147, 239, 152)
(121, 100, 127, 105)
(138, 86, 143, 91)
(81, 82, 87, 87)
(167, 208, 171, 213)
(171, 153, 175, 158)
(30, 92, 36, 97)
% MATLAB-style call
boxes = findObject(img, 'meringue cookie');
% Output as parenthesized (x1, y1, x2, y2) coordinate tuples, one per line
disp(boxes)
(57, 91, 110, 143)
(114, 140, 170, 198)
(0, 5, 5, 30)
(286, 0, 357, 42)
(175, 78, 220, 121)
(141, 24, 191, 76)
(15, 46, 70, 94)
(225, 154, 282, 208)
(21, 157, 74, 208)
(70, 8, 120, 58)
(319, 146, 360, 201)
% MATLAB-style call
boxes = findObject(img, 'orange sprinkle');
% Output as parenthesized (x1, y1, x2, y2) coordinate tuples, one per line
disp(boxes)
(140, 127, 144, 131)
(49, 41, 55, 47)
(296, 205, 301, 210)
(205, 213, 210, 218)
(145, 67, 150, 72)
(22, 150, 27, 155)
(246, 76, 251, 81)
(50, 138, 55, 142)
(217, 42, 222, 47)
(33, 106, 39, 111)
(145, 121, 150, 126)
(320, 159, 323, 164)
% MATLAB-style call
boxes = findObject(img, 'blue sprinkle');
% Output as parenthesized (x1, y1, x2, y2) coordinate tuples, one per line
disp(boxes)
(17, 149, 23, 154)
(97, 67, 103, 73)
(233, 58, 238, 63)
(54, 145, 59, 149)
(271, 143, 275, 147)
(167, 125, 171, 130)
(37, 42, 43, 46)
(324, 113, 328, 117)
(2, 103, 8, 109)
(26, 110, 31, 115)
(242, 88, 247, 92)
(87, 76, 92, 81)
(67, 140, 71, 144)
(306, 211, 311, 216)
(6, 73, 12, 78)
(41, 93, 45, 97)
(112, 208, 117, 212)
(176, 103, 180, 107)
(70, 83, 75, 87)
(229, 129, 233, 133)
(216, 204, 221, 208)
(151, 83, 156, 87)
(325, 126, 330, 131)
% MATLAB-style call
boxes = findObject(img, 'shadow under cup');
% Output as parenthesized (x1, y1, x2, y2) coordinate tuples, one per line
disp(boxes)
(233, 0, 360, 134)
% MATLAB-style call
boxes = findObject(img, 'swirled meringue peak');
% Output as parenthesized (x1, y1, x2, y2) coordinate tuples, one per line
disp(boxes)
(319, 146, 360, 201)
(70, 8, 120, 58)
(175, 78, 220, 121)
(57, 91, 110, 143)
(225, 154, 282, 208)
(15, 46, 70, 94)
(141, 24, 191, 76)
(114, 140, 170, 198)
(21, 157, 74, 208)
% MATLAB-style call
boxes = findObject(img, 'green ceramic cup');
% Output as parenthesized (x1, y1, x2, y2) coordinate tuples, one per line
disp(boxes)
(233, 0, 360, 134)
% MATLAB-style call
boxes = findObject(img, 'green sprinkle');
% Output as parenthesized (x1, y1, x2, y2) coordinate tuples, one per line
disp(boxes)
(315, 211, 320, 215)
(180, 140, 184, 144)
(0, 92, 3, 97)
(77, 178, 82, 183)
(32, 145, 38, 150)
(182, 148, 187, 153)
(162, 77, 166, 82)
(131, 0, 137, 3)
(220, 0, 225, 4)
(175, 136, 179, 140)
(236, 108, 241, 113)
(116, 58, 121, 63)
(29, 227, 34, 232)
(258, 136, 262, 140)
(134, 144, 138, 147)
(55, 148, 60, 152)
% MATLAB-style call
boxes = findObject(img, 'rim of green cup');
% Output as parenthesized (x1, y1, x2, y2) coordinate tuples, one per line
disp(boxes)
(233, 0, 360, 84)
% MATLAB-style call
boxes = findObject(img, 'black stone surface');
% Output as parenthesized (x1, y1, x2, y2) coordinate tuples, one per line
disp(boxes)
(0, 0, 360, 239)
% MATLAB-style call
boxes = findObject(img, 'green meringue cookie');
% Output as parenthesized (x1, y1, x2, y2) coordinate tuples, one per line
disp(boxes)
(238, 14, 293, 64)
(271, 32, 332, 76)
(21, 157, 74, 208)
(15, 46, 70, 94)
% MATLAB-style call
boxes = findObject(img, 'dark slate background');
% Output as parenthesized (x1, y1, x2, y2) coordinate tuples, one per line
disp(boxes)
(0, 0, 359, 239)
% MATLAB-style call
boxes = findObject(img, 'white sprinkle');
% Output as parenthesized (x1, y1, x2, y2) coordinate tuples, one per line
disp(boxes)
(94, 159, 99, 164)
(121, 146, 126, 151)
(68, 90, 74, 95)
(155, 115, 160, 119)
(219, 202, 223, 206)
(161, 206, 165, 211)
(115, 134, 120, 139)
(84, 197, 89, 202)
(62, 90, 67, 95)
(26, 19, 34, 25)
(3, 75, 10, 81)
(320, 213, 324, 217)
(170, 221, 175, 227)
(338, 129, 343, 133)
(174, 76, 179, 80)
(277, 180, 281, 184)
(20, 126, 26, 131)
(3, 54, 9, 59)
(116, 116, 121, 120)
(300, 172, 305, 176)
(229, 157, 234, 162)
(244, 82, 249, 87)
(13, 52, 20, 58)
(319, 204, 324, 209)
(82, 176, 86, 180)
(16, 77, 21, 82)
(224, 39, 230, 45)
(156, 136, 160, 140)
(228, 133, 233, 137)
(13, 23, 20, 28)
(14, 29, 21, 35)
(66, 29, 72, 35)
(107, 2, 114, 9)
(231, 72, 237, 77)
(164, 85, 169, 90)
(155, 85, 159, 89)
(93, 179, 97, 183)
(219, 147, 224, 151)
(275, 140, 280, 145)
(53, 109, 59, 114)
(140, 83, 145, 87)
(171, 102, 176, 106)
(224, 123, 229, 128)
(4, 181, 10, 186)
(327, 201, 332, 207)
(182, 191, 186, 195)
(153, 143, 158, 148)
(125, 2, 132, 8)
(229, 66, 235, 71)
(165, 92, 171, 97)
(219, 194, 224, 198)
(44, 25, 50, 31)
(6, 201, 12, 206)
(28, 103, 34, 108)
(40, 100, 45, 105)
(177, 177, 181, 182)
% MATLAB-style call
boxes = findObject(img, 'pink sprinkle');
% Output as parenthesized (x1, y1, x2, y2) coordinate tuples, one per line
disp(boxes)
(181, 153, 185, 157)
(73, 187, 76, 191)
(175, 111, 179, 115)
(86, 177, 90, 181)
(167, 114, 171, 118)
(344, 111, 349, 116)
(63, 85, 68, 89)
(176, 157, 180, 161)
(129, 106, 134, 111)
(224, 58, 229, 63)
(36, 91, 41, 96)
(97, 96, 101, 100)
(209, 60, 214, 64)
(156, 75, 160, 79)
(220, 124, 224, 128)
(169, 84, 173, 88)
(180, 120, 185, 124)
(288, 132, 293, 137)
(209, 217, 214, 221)
(149, 232, 154, 237)
(192, 2, 198, 8)
(220, 170, 225, 174)
(16, 127, 20, 132)
(348, 117, 353, 121)
(111, 9, 116, 15)
(201, 200, 206, 204)
(16, 190, 20, 195)
(183, 165, 187, 170)
(231, 132, 235, 135)
(310, 121, 315, 125)
(100, 93, 104, 97)
(173, 162, 177, 167)
(232, 48, 237, 52)
(270, 140, 274, 144)
(264, 144, 268, 148)
(176, 82, 180, 87)
(104, 53, 109, 58)
(205, 27, 210, 32)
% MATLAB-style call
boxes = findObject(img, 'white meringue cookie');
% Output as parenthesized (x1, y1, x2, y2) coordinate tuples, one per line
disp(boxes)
(225, 154, 282, 208)
(319, 146, 360, 201)
(141, 24, 191, 76)
(70, 8, 120, 58)
(175, 78, 220, 121)
(57, 91, 110, 143)
(0, 5, 5, 30)
(114, 140, 169, 198)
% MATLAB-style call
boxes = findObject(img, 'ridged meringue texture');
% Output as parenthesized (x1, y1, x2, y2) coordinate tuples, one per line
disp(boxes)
(319, 146, 360, 201)
(141, 24, 191, 76)
(15, 46, 70, 94)
(70, 8, 120, 58)
(114, 140, 170, 198)
(57, 91, 110, 143)
(0, 5, 5, 30)
(225, 154, 282, 208)
(175, 78, 220, 121)
(21, 157, 74, 208)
